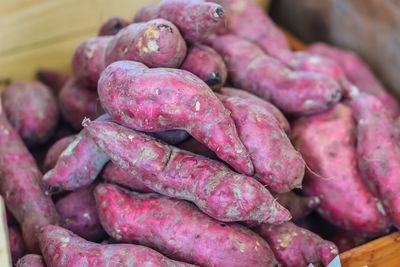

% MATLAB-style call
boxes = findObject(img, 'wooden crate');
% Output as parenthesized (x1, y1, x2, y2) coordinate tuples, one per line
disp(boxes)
(0, 1, 399, 266)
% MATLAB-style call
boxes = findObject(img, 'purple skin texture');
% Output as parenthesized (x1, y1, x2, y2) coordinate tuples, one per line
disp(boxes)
(98, 16, 130, 36)
(0, 95, 59, 252)
(36, 69, 69, 95)
(8, 226, 25, 264)
(72, 36, 113, 89)
(43, 135, 75, 172)
(2, 81, 59, 147)
(16, 254, 45, 267)
(95, 183, 280, 267)
(98, 60, 253, 175)
(39, 225, 196, 267)
(292, 103, 390, 236)
(218, 94, 305, 193)
(209, 34, 342, 116)
(134, 0, 225, 43)
(86, 120, 291, 224)
(105, 19, 187, 68)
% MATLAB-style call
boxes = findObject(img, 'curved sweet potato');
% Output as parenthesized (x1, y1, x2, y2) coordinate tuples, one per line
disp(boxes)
(16, 254, 45, 267)
(43, 135, 75, 172)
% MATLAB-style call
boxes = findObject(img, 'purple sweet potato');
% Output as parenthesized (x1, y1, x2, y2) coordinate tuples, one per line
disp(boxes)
(105, 19, 186, 68)
(218, 94, 304, 193)
(95, 183, 279, 267)
(220, 87, 290, 134)
(58, 78, 101, 130)
(98, 16, 130, 36)
(39, 225, 195, 267)
(16, 254, 45, 267)
(98, 60, 253, 175)
(36, 69, 69, 95)
(86, 120, 290, 224)
(134, 0, 224, 43)
(214, 0, 290, 56)
(177, 137, 218, 159)
(55, 186, 106, 241)
(8, 226, 25, 264)
(42, 116, 110, 193)
(255, 222, 338, 267)
(309, 42, 400, 118)
(273, 191, 320, 222)
(102, 162, 153, 193)
(209, 35, 342, 115)
(72, 36, 113, 89)
(292, 103, 390, 236)
(2, 81, 58, 146)
(351, 93, 400, 229)
(150, 129, 189, 145)
(180, 44, 227, 91)
(0, 96, 59, 252)
(43, 135, 75, 172)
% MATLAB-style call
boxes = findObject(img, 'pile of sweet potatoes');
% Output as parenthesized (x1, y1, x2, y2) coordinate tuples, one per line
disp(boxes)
(2, 0, 400, 266)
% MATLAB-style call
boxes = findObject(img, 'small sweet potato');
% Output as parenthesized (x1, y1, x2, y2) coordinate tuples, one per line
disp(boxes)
(102, 162, 153, 193)
(218, 94, 305, 193)
(43, 115, 110, 193)
(16, 254, 45, 267)
(220, 87, 290, 134)
(214, 0, 290, 56)
(98, 60, 253, 175)
(105, 19, 186, 68)
(149, 129, 189, 145)
(209, 35, 342, 115)
(255, 222, 338, 267)
(332, 231, 367, 253)
(8, 226, 26, 264)
(58, 78, 101, 129)
(181, 44, 227, 91)
(98, 16, 130, 36)
(36, 69, 69, 95)
(134, 0, 224, 43)
(274, 191, 320, 222)
(292, 103, 390, 236)
(2, 81, 58, 146)
(55, 186, 106, 241)
(86, 120, 290, 224)
(39, 225, 195, 267)
(351, 93, 400, 229)
(0, 96, 59, 252)
(72, 36, 113, 89)
(95, 183, 279, 267)
(309, 42, 400, 118)
(43, 135, 75, 172)
(177, 137, 218, 159)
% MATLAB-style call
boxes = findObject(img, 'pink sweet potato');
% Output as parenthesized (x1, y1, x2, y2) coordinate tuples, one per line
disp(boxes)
(58, 78, 101, 129)
(43, 135, 75, 172)
(98, 60, 253, 175)
(351, 93, 400, 229)
(332, 231, 367, 253)
(105, 19, 186, 68)
(177, 137, 218, 159)
(220, 87, 290, 134)
(274, 191, 320, 222)
(87, 120, 290, 224)
(16, 254, 45, 267)
(8, 226, 26, 264)
(39, 225, 195, 267)
(218, 94, 305, 193)
(150, 129, 189, 145)
(180, 44, 227, 91)
(72, 36, 113, 89)
(98, 16, 130, 36)
(309, 42, 400, 118)
(43, 116, 110, 193)
(292, 103, 390, 236)
(55, 186, 106, 241)
(0, 96, 59, 252)
(36, 69, 69, 95)
(209, 35, 342, 115)
(2, 81, 58, 146)
(134, 0, 224, 43)
(212, 0, 289, 56)
(95, 183, 279, 267)
(102, 162, 153, 193)
(255, 222, 338, 267)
